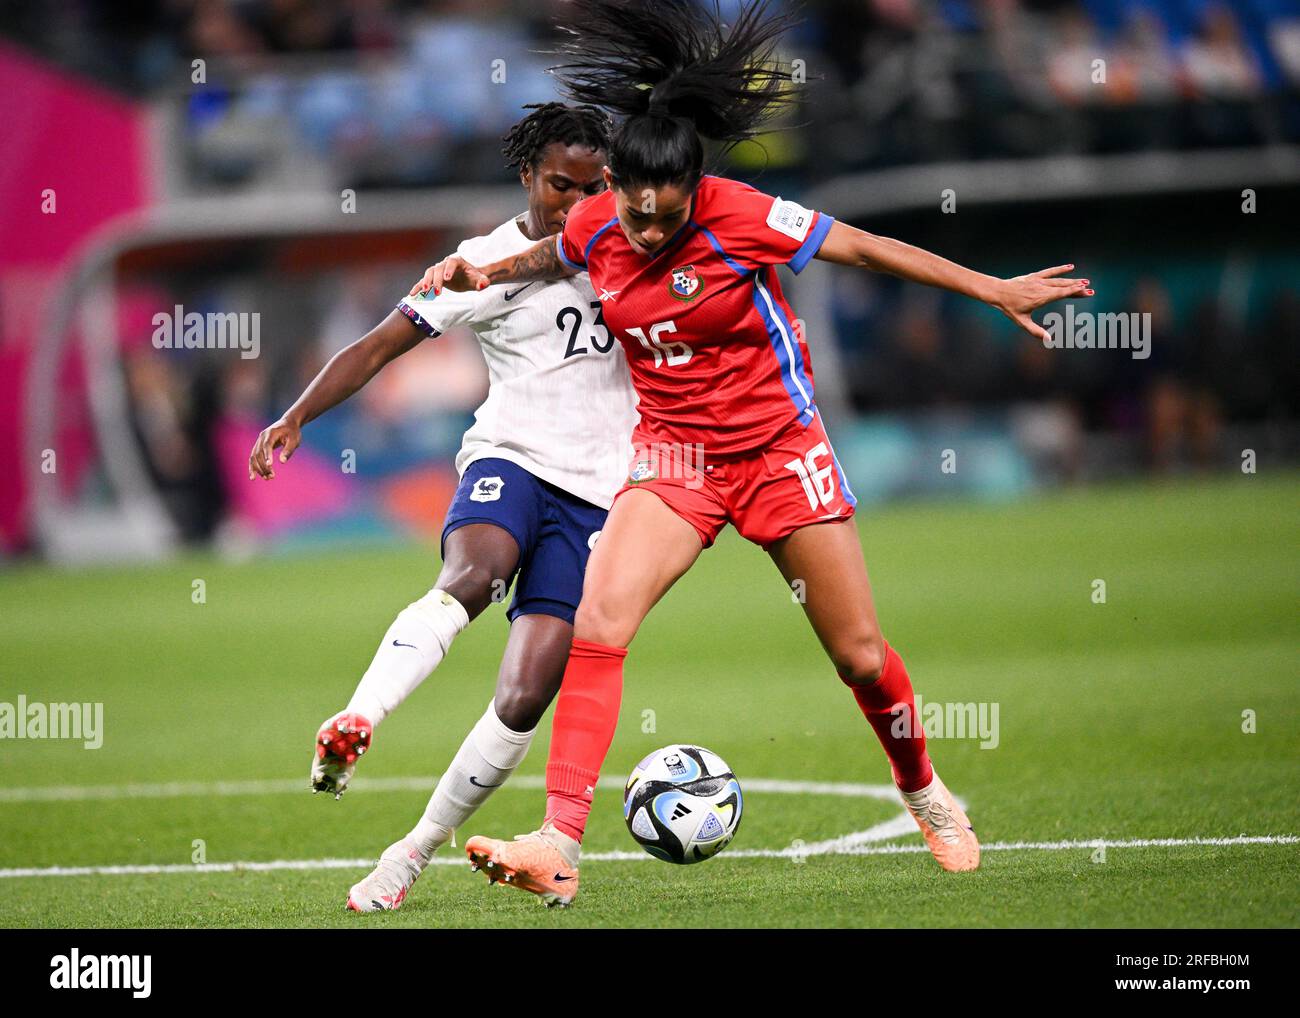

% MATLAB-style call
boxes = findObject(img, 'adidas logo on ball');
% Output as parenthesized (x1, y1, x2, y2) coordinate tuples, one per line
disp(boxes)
(623, 744, 743, 864)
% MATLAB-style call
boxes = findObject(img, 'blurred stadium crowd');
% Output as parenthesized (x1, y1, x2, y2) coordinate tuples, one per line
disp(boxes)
(4, 0, 1298, 185)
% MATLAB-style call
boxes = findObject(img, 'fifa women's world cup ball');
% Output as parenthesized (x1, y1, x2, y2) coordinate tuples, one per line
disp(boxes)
(623, 744, 743, 863)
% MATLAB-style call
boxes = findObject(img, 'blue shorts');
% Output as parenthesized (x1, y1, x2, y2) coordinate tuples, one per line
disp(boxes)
(441, 458, 607, 624)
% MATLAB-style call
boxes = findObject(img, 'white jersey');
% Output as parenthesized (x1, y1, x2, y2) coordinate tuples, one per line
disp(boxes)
(398, 216, 638, 510)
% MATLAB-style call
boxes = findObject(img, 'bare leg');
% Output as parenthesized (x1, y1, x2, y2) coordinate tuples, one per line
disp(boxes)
(574, 489, 705, 647)
(767, 520, 885, 684)
(493, 613, 574, 731)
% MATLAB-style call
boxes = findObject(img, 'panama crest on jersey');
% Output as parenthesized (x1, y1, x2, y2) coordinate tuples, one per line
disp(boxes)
(668, 264, 704, 302)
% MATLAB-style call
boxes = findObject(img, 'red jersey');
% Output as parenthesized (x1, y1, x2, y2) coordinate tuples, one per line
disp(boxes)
(556, 175, 835, 458)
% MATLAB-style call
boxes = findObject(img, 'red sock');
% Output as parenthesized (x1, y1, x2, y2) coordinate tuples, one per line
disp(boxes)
(543, 638, 627, 842)
(842, 642, 934, 793)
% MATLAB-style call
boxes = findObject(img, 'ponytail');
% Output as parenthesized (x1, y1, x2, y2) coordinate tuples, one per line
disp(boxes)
(551, 0, 801, 190)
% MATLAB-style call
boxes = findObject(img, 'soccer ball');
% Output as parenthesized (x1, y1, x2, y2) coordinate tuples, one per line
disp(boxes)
(623, 744, 743, 864)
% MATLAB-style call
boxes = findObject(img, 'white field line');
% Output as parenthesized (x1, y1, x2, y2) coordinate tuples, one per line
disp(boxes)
(2, 774, 1294, 880)
(0, 775, 904, 803)
(2, 836, 1296, 880)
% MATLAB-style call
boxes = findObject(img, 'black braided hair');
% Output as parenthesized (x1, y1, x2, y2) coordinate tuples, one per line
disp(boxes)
(501, 102, 613, 174)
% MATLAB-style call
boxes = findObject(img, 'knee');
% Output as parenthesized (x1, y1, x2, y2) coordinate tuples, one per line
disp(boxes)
(574, 596, 635, 649)
(493, 683, 550, 732)
(435, 560, 505, 616)
(833, 633, 888, 687)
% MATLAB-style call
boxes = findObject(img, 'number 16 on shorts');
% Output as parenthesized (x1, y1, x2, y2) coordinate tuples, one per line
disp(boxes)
(785, 443, 837, 511)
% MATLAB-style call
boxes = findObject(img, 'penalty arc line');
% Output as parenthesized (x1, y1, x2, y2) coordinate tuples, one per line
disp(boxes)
(1, 835, 1296, 880)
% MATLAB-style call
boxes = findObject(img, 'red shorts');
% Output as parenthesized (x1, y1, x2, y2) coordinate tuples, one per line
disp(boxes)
(613, 410, 858, 550)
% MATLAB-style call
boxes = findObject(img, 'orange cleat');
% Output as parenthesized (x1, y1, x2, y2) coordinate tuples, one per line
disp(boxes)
(465, 823, 581, 907)
(900, 771, 980, 872)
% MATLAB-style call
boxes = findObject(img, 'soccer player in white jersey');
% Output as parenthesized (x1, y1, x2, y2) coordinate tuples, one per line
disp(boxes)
(247, 104, 638, 911)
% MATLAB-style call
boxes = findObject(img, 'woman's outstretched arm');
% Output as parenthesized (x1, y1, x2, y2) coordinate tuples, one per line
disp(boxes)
(248, 309, 425, 480)
(815, 220, 1093, 341)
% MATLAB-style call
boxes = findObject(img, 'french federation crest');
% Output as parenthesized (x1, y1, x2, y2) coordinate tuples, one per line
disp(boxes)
(469, 477, 505, 502)
(668, 264, 704, 301)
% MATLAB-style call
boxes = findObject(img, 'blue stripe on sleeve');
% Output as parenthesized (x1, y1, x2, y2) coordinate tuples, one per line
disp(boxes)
(396, 301, 442, 337)
(789, 213, 835, 275)
(555, 231, 586, 272)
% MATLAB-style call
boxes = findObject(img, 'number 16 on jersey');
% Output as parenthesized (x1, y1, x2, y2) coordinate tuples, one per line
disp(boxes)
(628, 321, 694, 368)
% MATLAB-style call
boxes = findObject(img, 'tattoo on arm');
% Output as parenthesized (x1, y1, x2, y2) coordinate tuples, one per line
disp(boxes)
(486, 237, 569, 284)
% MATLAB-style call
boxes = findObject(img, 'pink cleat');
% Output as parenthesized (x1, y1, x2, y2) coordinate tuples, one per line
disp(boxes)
(346, 837, 424, 913)
(901, 771, 980, 872)
(310, 712, 372, 799)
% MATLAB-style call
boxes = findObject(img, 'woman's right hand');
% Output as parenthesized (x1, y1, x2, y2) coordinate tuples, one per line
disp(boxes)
(248, 416, 302, 480)
(409, 255, 491, 297)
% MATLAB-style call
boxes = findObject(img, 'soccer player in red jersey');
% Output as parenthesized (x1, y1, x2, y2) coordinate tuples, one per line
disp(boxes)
(412, 0, 1094, 905)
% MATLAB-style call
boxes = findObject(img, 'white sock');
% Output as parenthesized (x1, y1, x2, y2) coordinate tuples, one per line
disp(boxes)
(900, 772, 940, 806)
(346, 588, 469, 727)
(408, 700, 535, 861)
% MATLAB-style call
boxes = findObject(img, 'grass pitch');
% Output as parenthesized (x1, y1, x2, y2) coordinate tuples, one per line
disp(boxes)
(1, 475, 1296, 928)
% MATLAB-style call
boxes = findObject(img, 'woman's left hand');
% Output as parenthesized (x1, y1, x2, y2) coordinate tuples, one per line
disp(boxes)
(992, 264, 1093, 341)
